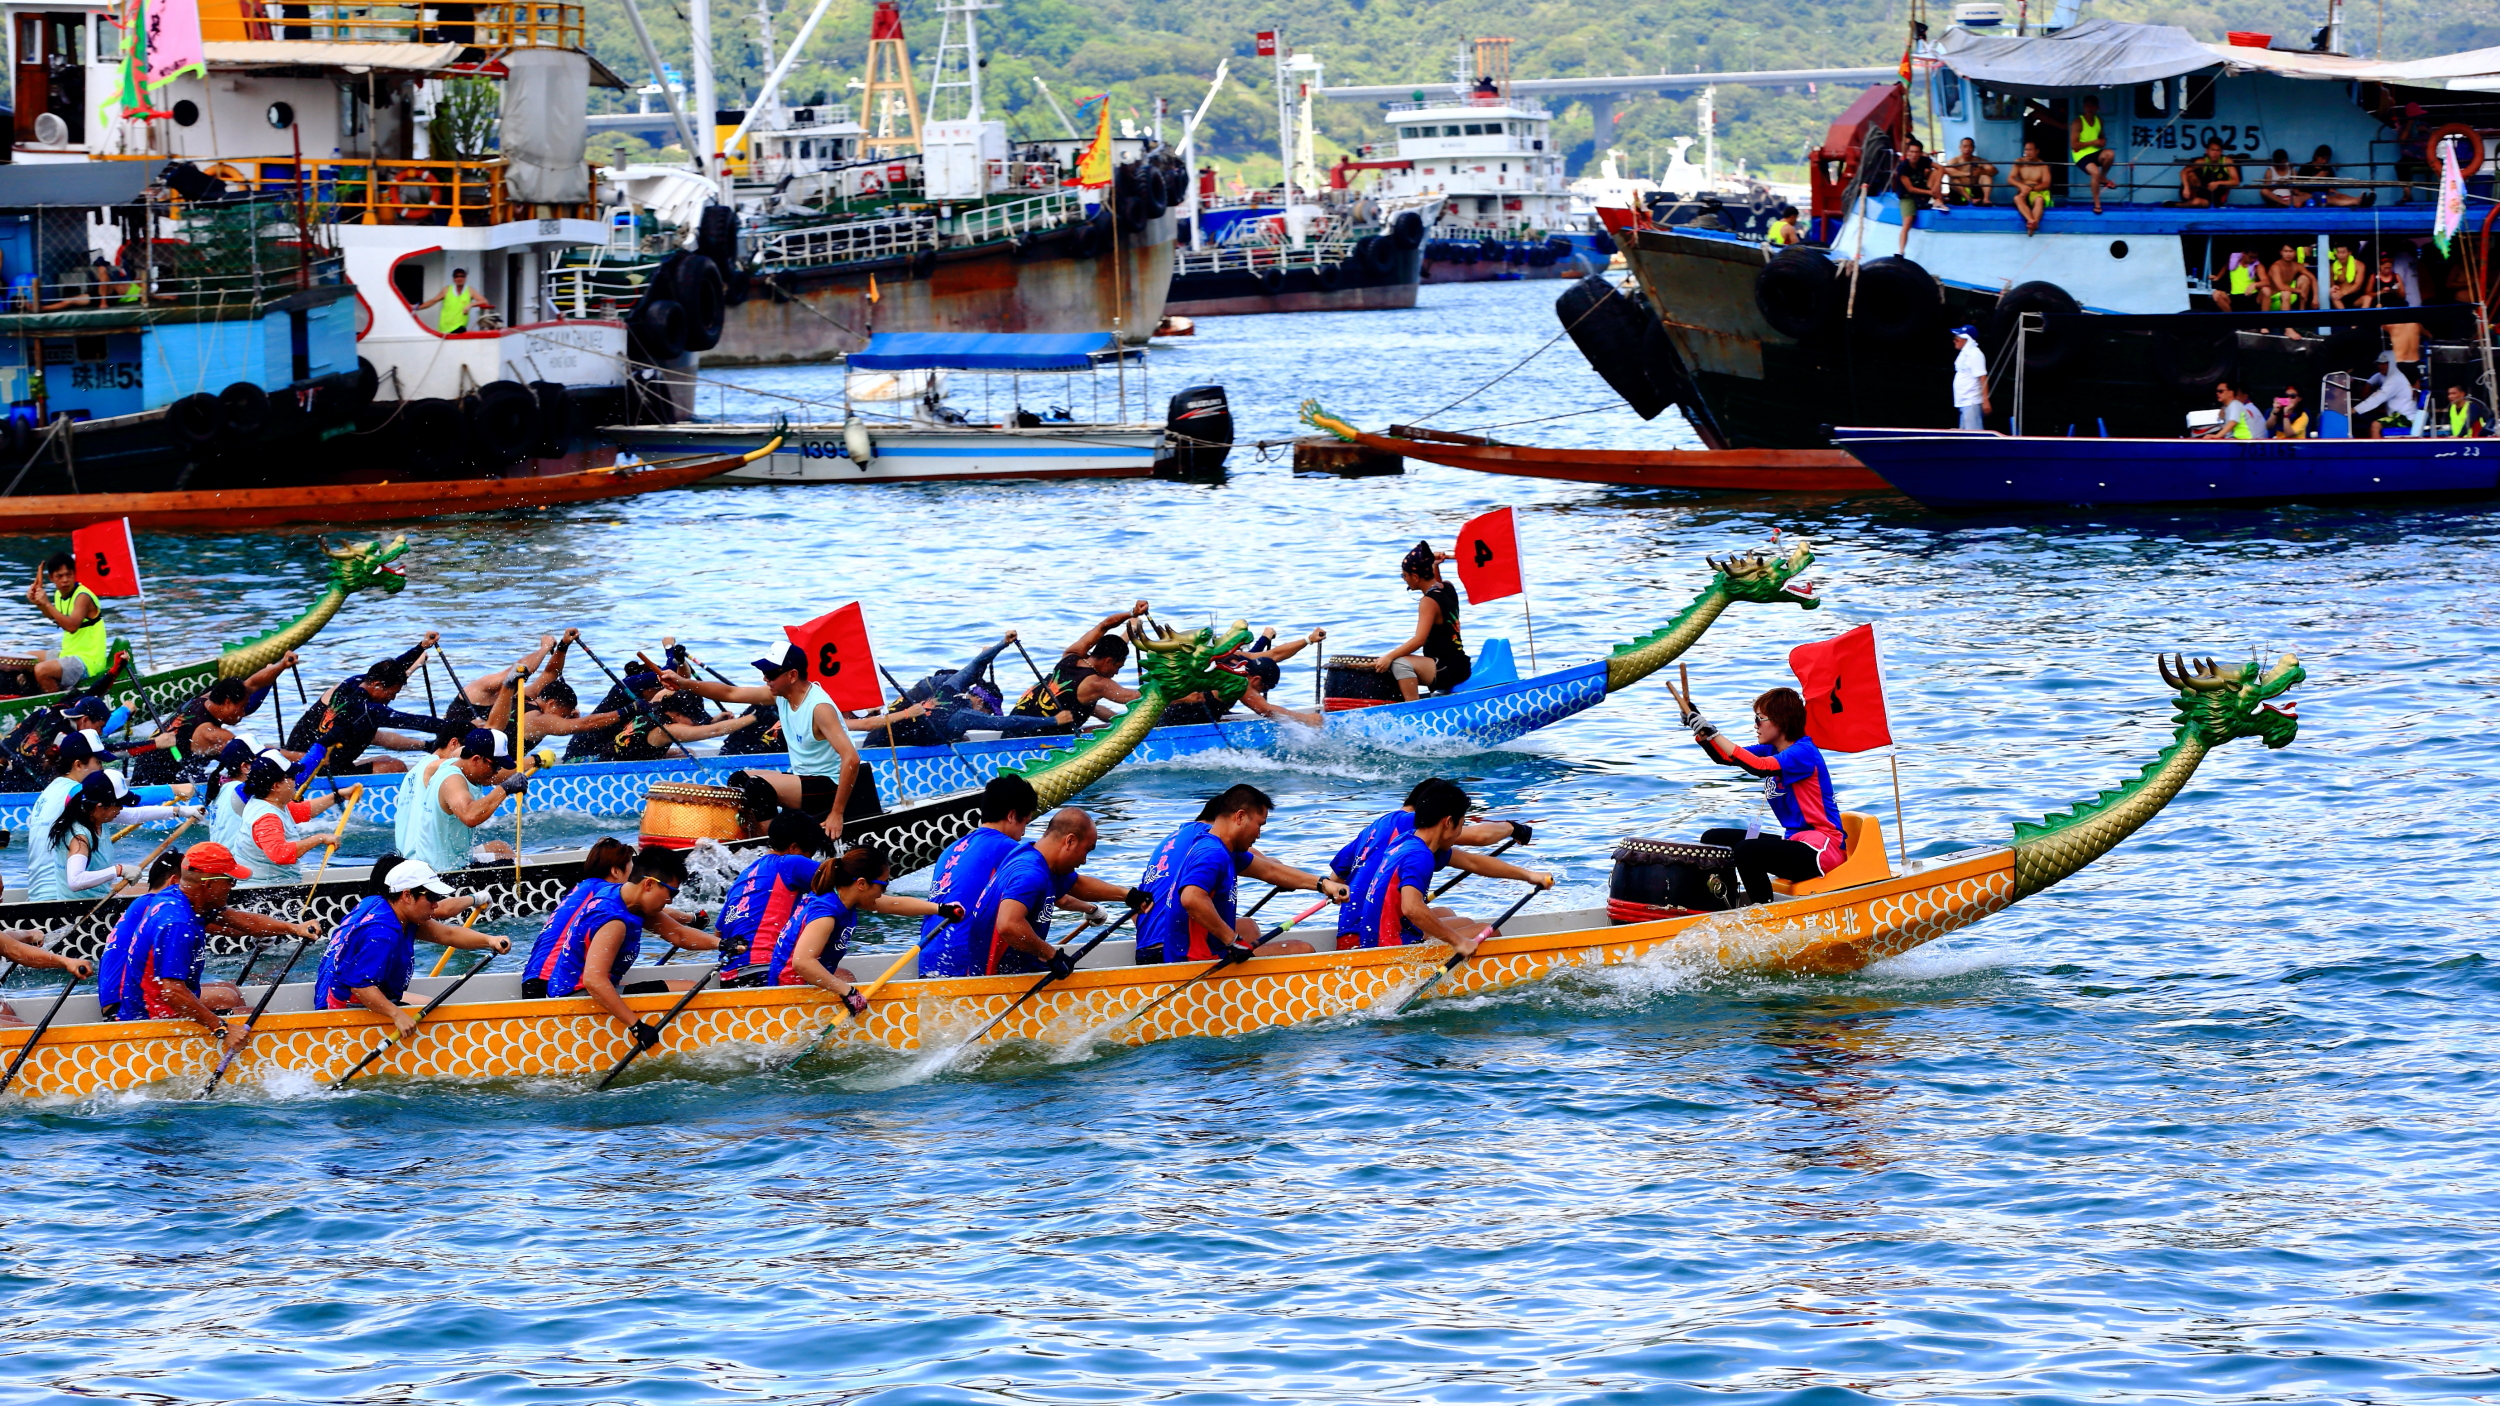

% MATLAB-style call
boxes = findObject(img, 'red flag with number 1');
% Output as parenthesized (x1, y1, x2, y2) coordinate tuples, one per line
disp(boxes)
(785, 603, 884, 712)
(70, 518, 143, 598)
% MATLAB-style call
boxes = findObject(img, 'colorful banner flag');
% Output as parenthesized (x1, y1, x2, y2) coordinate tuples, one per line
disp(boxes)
(1454, 506, 1523, 604)
(1254, 31, 1278, 57)
(70, 518, 143, 599)
(2436, 133, 2468, 255)
(113, 0, 204, 121)
(1787, 624, 1892, 753)
(1068, 92, 1114, 189)
(785, 603, 884, 711)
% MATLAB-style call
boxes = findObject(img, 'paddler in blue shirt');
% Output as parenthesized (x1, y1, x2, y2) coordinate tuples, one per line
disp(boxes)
(315, 859, 510, 1039)
(1346, 784, 1528, 953)
(960, 807, 1153, 977)
(664, 645, 875, 845)
(1333, 779, 1551, 950)
(918, 774, 1042, 978)
(769, 845, 961, 1013)
(713, 810, 825, 986)
(1133, 784, 1347, 965)
(95, 841, 322, 1055)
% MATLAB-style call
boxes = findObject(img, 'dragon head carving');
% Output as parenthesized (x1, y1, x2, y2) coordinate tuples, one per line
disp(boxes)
(323, 535, 411, 597)
(1130, 618, 1256, 708)
(2158, 652, 2303, 750)
(1711, 539, 1820, 610)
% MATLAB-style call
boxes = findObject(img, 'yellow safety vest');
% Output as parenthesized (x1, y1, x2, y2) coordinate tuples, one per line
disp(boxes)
(2451, 401, 2474, 436)
(2332, 252, 2358, 285)
(2227, 265, 2256, 296)
(1767, 220, 1797, 245)
(53, 584, 105, 674)
(2074, 113, 2104, 157)
(439, 285, 474, 333)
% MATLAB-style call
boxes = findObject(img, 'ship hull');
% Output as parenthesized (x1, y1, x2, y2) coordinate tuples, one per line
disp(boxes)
(1165, 239, 1422, 317)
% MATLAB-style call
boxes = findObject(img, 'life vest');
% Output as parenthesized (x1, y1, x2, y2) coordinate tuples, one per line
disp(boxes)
(2228, 406, 2254, 439)
(2332, 251, 2359, 286)
(2451, 401, 2476, 437)
(53, 584, 105, 675)
(2073, 113, 2104, 158)
(2227, 264, 2257, 296)
(439, 284, 475, 333)
(1767, 219, 1797, 245)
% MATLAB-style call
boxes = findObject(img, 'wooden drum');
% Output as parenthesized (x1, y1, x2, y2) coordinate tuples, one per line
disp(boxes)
(639, 782, 752, 850)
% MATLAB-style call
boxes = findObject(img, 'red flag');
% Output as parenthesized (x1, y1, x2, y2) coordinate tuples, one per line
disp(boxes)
(1254, 30, 1277, 56)
(784, 603, 884, 712)
(1787, 624, 1892, 752)
(70, 518, 143, 598)
(1454, 507, 1523, 604)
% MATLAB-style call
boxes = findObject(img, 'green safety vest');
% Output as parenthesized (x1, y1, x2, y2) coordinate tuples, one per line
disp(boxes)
(2227, 265, 2257, 295)
(53, 584, 104, 674)
(1767, 220, 1797, 245)
(2074, 113, 2104, 156)
(2452, 401, 2474, 436)
(439, 285, 474, 333)
(2228, 406, 2253, 439)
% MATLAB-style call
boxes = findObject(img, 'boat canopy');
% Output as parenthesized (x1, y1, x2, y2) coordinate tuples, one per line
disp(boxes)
(1936, 16, 2500, 93)
(850, 332, 1119, 371)
(202, 40, 466, 71)
(0, 163, 154, 210)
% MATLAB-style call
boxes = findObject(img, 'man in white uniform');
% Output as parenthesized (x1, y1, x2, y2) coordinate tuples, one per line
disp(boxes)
(1950, 326, 1992, 432)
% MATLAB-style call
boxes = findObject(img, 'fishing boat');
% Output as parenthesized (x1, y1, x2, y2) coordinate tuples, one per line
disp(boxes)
(0, 650, 2305, 1096)
(1602, 18, 2500, 450)
(1302, 413, 1886, 493)
(0, 443, 770, 532)
(1833, 424, 2500, 507)
(0, 619, 1259, 959)
(604, 334, 1230, 483)
(0, 536, 407, 732)
(0, 542, 1820, 837)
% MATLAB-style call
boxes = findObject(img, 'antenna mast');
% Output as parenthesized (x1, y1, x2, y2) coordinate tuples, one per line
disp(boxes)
(857, 0, 922, 157)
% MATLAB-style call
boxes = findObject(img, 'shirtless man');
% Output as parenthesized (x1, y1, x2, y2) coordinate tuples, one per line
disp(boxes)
(2264, 242, 2317, 313)
(1942, 137, 1998, 205)
(2010, 141, 2054, 235)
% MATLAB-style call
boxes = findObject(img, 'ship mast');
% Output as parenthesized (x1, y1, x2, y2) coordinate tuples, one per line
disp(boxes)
(691, 0, 718, 193)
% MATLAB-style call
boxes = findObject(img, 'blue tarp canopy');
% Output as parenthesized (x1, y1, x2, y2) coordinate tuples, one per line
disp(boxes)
(849, 332, 1117, 371)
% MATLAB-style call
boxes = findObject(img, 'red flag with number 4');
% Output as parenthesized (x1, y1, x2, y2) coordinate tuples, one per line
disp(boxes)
(785, 603, 884, 712)
(1787, 624, 1892, 753)
(1454, 507, 1523, 604)
(70, 518, 142, 598)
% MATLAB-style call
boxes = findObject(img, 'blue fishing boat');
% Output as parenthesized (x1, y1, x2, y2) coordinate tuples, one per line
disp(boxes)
(1833, 426, 2500, 507)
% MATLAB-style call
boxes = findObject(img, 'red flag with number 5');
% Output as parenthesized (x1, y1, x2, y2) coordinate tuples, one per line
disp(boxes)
(785, 603, 884, 711)
(1454, 506, 1523, 604)
(69, 518, 143, 598)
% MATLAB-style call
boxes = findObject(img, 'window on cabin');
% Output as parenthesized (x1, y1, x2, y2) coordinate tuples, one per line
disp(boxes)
(1978, 83, 2023, 121)
(2135, 78, 2171, 117)
(2181, 73, 2218, 117)
(1937, 67, 1964, 118)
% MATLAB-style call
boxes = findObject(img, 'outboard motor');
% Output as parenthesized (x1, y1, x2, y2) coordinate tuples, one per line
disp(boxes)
(1154, 384, 1232, 480)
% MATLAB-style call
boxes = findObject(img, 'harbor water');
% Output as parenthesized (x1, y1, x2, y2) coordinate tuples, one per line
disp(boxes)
(3, 281, 2494, 1403)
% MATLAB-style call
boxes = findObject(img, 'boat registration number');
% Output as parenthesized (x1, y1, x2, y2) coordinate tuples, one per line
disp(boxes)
(796, 440, 861, 463)
(2131, 124, 2264, 153)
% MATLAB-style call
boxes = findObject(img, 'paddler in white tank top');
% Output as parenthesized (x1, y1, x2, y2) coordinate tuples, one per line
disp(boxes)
(395, 726, 525, 875)
(660, 644, 875, 845)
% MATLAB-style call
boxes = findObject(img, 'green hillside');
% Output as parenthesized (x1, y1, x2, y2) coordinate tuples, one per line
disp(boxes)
(582, 0, 2472, 181)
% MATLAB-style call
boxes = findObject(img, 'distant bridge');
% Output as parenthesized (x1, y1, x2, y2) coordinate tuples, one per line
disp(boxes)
(1320, 66, 1896, 139)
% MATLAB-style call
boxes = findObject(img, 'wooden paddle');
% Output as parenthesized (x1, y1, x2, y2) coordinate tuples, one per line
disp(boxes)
(1107, 896, 1334, 1035)
(331, 947, 496, 1089)
(197, 787, 359, 1096)
(954, 908, 1137, 1051)
(1389, 884, 1545, 1016)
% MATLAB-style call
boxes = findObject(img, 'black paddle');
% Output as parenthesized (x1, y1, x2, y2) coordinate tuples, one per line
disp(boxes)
(198, 936, 313, 1097)
(1390, 884, 1545, 1016)
(1430, 837, 1519, 901)
(595, 967, 717, 1089)
(0, 965, 86, 1095)
(572, 637, 706, 766)
(1012, 638, 1047, 683)
(331, 948, 497, 1089)
(1108, 894, 1335, 1036)
(956, 908, 1138, 1050)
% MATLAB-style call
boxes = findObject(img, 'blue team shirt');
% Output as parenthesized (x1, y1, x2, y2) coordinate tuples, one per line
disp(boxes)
(716, 852, 817, 976)
(1332, 809, 1412, 881)
(318, 894, 414, 1008)
(963, 841, 1079, 976)
(98, 888, 208, 1020)
(1134, 821, 1257, 963)
(770, 890, 859, 985)
(918, 826, 1021, 978)
(1348, 833, 1441, 948)
(525, 879, 641, 997)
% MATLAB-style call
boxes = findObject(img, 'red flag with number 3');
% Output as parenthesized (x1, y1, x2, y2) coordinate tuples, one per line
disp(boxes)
(1787, 624, 1892, 753)
(70, 518, 143, 599)
(785, 603, 884, 712)
(1454, 506, 1523, 604)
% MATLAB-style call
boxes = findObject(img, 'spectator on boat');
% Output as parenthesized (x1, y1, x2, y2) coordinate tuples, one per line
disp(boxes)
(2329, 243, 2372, 308)
(2440, 383, 2491, 438)
(2264, 243, 2317, 314)
(1132, 784, 1345, 965)
(315, 859, 508, 1036)
(2212, 251, 2262, 311)
(2195, 381, 2270, 440)
(2009, 141, 2054, 235)
(413, 267, 492, 333)
(25, 550, 109, 694)
(956, 808, 1148, 977)
(1663, 680, 1848, 905)
(1894, 136, 1943, 215)
(1766, 204, 1802, 245)
(2032, 94, 2117, 212)
(285, 637, 448, 775)
(2260, 150, 2304, 207)
(1375, 540, 1471, 700)
(2298, 145, 2369, 208)
(998, 601, 1151, 733)
(2352, 351, 2425, 437)
(2180, 140, 2242, 207)
(1335, 779, 1548, 951)
(1949, 325, 1993, 432)
(662, 645, 880, 843)
(1344, 781, 1546, 955)
(1943, 138, 1997, 205)
(2268, 387, 2315, 439)
(917, 775, 1040, 979)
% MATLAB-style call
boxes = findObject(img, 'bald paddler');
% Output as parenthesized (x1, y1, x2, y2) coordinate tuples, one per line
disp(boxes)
(953, 807, 1152, 976)
(393, 727, 527, 876)
(26, 551, 113, 693)
(315, 859, 510, 1039)
(1133, 784, 1347, 965)
(96, 841, 322, 1056)
(663, 646, 878, 844)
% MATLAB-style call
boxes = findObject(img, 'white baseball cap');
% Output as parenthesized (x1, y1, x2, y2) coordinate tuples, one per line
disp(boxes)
(383, 858, 455, 896)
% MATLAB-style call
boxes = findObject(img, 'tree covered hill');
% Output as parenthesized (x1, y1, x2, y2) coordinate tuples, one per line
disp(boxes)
(583, 0, 2477, 180)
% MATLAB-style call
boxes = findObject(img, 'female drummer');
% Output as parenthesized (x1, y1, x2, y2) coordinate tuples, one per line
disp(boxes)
(1373, 539, 1471, 700)
(1664, 676, 1847, 905)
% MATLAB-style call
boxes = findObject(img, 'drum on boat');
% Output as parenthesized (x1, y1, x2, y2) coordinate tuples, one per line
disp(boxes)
(1322, 655, 1404, 712)
(639, 782, 752, 850)
(1607, 838, 1736, 922)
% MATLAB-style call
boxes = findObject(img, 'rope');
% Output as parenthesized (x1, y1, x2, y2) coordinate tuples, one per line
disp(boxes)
(1402, 276, 1628, 427)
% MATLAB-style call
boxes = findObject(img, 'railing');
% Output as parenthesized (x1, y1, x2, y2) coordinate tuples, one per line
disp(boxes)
(1886, 148, 2451, 211)
(0, 199, 346, 322)
(214, 1, 583, 48)
(956, 189, 1080, 241)
(752, 214, 940, 269)
(1383, 96, 1551, 117)
(105, 154, 595, 227)
(1175, 238, 1361, 275)
(543, 263, 643, 320)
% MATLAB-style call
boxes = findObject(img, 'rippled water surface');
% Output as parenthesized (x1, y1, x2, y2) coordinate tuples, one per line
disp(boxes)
(3, 281, 2496, 1404)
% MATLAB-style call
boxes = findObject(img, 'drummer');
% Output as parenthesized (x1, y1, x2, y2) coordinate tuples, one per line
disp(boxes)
(1666, 677, 1846, 904)
(1343, 781, 1551, 950)
(663, 646, 877, 843)
(1373, 541, 1471, 700)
